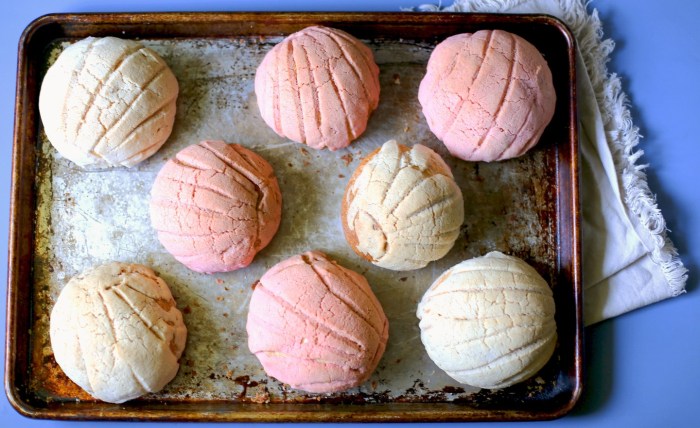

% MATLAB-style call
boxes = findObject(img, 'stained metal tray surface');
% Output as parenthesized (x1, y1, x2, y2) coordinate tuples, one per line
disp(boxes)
(6, 12, 581, 422)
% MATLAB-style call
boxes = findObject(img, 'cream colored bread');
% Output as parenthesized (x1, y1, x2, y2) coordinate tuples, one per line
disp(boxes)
(417, 252, 557, 389)
(39, 36, 179, 168)
(342, 140, 464, 271)
(49, 263, 187, 403)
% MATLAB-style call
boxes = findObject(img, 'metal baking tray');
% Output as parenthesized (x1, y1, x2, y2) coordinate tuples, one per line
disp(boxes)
(6, 12, 581, 422)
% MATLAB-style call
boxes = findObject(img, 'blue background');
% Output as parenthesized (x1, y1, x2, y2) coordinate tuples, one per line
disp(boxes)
(2, 1, 698, 427)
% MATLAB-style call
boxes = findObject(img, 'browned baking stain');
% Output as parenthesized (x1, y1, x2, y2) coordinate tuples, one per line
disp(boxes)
(340, 153, 353, 166)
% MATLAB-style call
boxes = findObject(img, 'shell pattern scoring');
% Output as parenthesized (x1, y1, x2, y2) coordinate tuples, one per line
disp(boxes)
(255, 26, 381, 151)
(246, 251, 389, 393)
(49, 263, 187, 403)
(417, 252, 557, 389)
(149, 140, 282, 273)
(343, 140, 465, 271)
(39, 36, 179, 168)
(418, 29, 556, 162)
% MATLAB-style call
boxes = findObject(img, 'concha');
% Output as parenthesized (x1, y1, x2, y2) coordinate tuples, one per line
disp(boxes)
(49, 262, 187, 403)
(342, 140, 464, 271)
(246, 251, 389, 393)
(418, 30, 556, 162)
(254, 26, 380, 151)
(149, 140, 282, 273)
(39, 36, 179, 168)
(417, 251, 557, 389)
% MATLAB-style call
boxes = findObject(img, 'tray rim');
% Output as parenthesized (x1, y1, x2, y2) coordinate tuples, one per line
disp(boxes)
(5, 11, 582, 422)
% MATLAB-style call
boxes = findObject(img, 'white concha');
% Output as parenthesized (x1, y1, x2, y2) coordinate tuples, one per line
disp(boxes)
(49, 263, 187, 403)
(39, 36, 179, 168)
(342, 140, 464, 271)
(416, 251, 557, 389)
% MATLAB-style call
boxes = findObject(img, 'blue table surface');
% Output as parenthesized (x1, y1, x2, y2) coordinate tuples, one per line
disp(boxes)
(2, 1, 698, 427)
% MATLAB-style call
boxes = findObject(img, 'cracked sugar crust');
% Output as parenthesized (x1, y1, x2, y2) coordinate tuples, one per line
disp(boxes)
(149, 140, 282, 274)
(418, 30, 555, 162)
(416, 252, 557, 389)
(49, 262, 187, 404)
(39, 36, 179, 168)
(342, 140, 464, 271)
(254, 26, 380, 151)
(246, 251, 389, 393)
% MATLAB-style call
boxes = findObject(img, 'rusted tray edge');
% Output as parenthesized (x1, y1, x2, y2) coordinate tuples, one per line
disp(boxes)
(556, 18, 583, 417)
(5, 7, 43, 420)
(5, 11, 582, 422)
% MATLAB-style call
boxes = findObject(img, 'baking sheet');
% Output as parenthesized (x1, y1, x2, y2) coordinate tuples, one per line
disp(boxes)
(6, 13, 581, 422)
(30, 35, 561, 404)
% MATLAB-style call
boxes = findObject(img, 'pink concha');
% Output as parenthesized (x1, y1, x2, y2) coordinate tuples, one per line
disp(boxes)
(418, 29, 556, 162)
(246, 251, 389, 393)
(254, 26, 381, 151)
(149, 140, 282, 273)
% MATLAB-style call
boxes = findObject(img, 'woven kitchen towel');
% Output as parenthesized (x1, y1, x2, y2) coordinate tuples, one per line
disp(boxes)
(410, 0, 687, 325)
